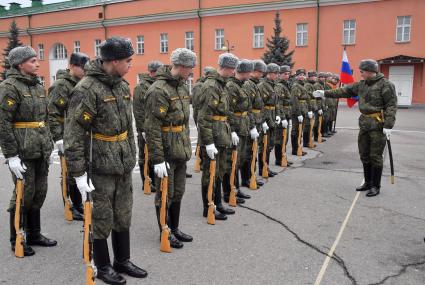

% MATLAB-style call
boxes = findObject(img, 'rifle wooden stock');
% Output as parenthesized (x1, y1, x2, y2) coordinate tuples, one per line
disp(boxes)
(193, 144, 201, 173)
(387, 138, 395, 185)
(318, 115, 323, 143)
(249, 140, 258, 190)
(229, 149, 238, 207)
(14, 179, 24, 258)
(143, 144, 151, 195)
(60, 156, 73, 221)
(262, 134, 269, 178)
(83, 194, 96, 285)
(297, 123, 303, 157)
(281, 128, 288, 167)
(309, 118, 315, 148)
(160, 177, 171, 252)
(207, 160, 216, 225)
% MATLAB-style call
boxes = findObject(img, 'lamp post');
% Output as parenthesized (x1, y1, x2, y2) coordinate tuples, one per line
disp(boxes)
(221, 40, 235, 53)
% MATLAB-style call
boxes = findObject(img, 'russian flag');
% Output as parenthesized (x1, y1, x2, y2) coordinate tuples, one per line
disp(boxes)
(340, 49, 357, 108)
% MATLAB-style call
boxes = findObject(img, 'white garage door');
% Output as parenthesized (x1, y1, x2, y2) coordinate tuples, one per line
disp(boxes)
(388, 65, 414, 106)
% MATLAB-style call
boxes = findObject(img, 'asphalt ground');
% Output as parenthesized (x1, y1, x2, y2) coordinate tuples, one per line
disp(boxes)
(0, 105, 424, 285)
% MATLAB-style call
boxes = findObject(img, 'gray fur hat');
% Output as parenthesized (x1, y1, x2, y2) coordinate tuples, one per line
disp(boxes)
(70, 52, 89, 68)
(236, 59, 254, 73)
(170, 48, 197, 68)
(332, 74, 340, 81)
(253, 60, 267, 73)
(318, 72, 328, 78)
(296, 69, 306, 76)
(203, 66, 215, 75)
(218, 53, 238, 69)
(147, 61, 163, 72)
(308, 70, 318, 78)
(266, 63, 280, 74)
(359, 59, 379, 73)
(100, 37, 134, 61)
(8, 46, 37, 67)
(280, 65, 291, 73)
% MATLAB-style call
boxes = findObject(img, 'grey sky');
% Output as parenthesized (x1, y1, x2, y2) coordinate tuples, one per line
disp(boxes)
(0, 0, 68, 8)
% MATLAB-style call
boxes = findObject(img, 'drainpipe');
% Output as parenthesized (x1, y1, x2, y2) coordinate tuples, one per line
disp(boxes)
(315, 0, 320, 71)
(27, 14, 33, 46)
(198, 0, 202, 77)
(101, 4, 107, 39)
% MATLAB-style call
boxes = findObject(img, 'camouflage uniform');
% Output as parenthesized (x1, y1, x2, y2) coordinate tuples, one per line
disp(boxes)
(304, 79, 318, 147)
(313, 80, 326, 141)
(65, 59, 136, 239)
(275, 79, 292, 163)
(192, 77, 205, 125)
(290, 80, 310, 154)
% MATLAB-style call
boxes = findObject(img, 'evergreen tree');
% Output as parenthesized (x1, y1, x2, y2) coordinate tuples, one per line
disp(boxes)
(2, 20, 23, 80)
(262, 11, 294, 67)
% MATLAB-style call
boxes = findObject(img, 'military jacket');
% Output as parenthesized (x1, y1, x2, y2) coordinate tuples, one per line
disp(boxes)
(275, 79, 292, 120)
(243, 78, 264, 128)
(133, 73, 155, 133)
(291, 80, 311, 117)
(304, 80, 318, 112)
(258, 79, 278, 128)
(226, 76, 253, 136)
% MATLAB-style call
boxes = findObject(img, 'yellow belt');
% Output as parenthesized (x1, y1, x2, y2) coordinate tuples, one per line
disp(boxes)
(212, 115, 227, 121)
(13, 121, 46, 128)
(93, 131, 128, 142)
(251, 109, 261, 114)
(283, 105, 290, 108)
(58, 117, 65, 124)
(161, 125, 185, 132)
(264, 106, 275, 110)
(364, 112, 384, 122)
(299, 100, 307, 103)
(234, 111, 248, 117)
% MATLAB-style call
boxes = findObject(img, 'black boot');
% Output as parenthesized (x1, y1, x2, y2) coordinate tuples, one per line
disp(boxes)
(112, 230, 147, 278)
(149, 166, 156, 193)
(356, 163, 372, 192)
(155, 205, 183, 249)
(9, 210, 35, 256)
(303, 131, 309, 147)
(291, 134, 298, 155)
(94, 239, 126, 285)
(186, 173, 193, 178)
(69, 184, 84, 221)
(240, 162, 250, 187)
(216, 204, 235, 215)
(237, 189, 251, 199)
(367, 166, 382, 197)
(169, 202, 193, 242)
(274, 144, 282, 166)
(26, 208, 57, 247)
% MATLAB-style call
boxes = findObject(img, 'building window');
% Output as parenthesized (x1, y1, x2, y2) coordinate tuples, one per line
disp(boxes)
(53, 43, 67, 59)
(185, 31, 194, 51)
(296, 23, 308, 46)
(39, 76, 45, 86)
(73, 41, 80, 53)
(343, 20, 356, 45)
(396, 16, 411, 43)
(38, 44, 44, 60)
(215, 29, 225, 50)
(95, 39, 101, 57)
(160, 33, 168, 53)
(136, 35, 144, 54)
(253, 26, 264, 48)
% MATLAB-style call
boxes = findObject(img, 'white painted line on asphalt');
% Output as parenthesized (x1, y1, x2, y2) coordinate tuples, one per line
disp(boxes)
(313, 191, 361, 285)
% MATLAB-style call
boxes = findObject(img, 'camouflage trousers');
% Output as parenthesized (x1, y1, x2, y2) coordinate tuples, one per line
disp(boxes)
(154, 161, 187, 206)
(9, 158, 49, 212)
(358, 129, 386, 168)
(91, 172, 133, 240)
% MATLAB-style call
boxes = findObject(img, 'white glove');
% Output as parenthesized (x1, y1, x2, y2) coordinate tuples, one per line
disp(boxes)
(48, 153, 54, 165)
(231, 132, 239, 146)
(298, 115, 304, 123)
(250, 127, 259, 140)
(154, 162, 168, 178)
(313, 90, 325, 98)
(142, 132, 146, 141)
(318, 109, 323, 116)
(275, 116, 281, 125)
(206, 144, 218, 160)
(75, 173, 95, 202)
(383, 128, 391, 140)
(282, 119, 288, 129)
(308, 111, 313, 119)
(289, 120, 292, 128)
(56, 139, 64, 153)
(8, 156, 27, 180)
(262, 122, 269, 133)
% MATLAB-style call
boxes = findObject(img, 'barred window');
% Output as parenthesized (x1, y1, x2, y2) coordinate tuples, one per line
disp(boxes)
(253, 26, 264, 48)
(296, 23, 308, 46)
(343, 20, 356, 45)
(160, 33, 168, 53)
(136, 35, 144, 54)
(215, 29, 225, 50)
(185, 31, 194, 51)
(396, 16, 411, 42)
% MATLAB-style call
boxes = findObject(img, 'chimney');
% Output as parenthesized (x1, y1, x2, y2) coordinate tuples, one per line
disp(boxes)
(9, 2, 22, 11)
(31, 0, 43, 8)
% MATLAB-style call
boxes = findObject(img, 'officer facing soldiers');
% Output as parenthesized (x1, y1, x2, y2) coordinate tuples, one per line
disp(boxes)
(65, 37, 147, 284)
(291, 69, 311, 156)
(144, 48, 195, 249)
(303, 70, 318, 147)
(48, 52, 89, 221)
(314, 59, 397, 197)
(242, 60, 267, 188)
(258, 63, 280, 176)
(198, 53, 238, 221)
(1, 46, 58, 256)
(225, 59, 256, 202)
(133, 60, 163, 192)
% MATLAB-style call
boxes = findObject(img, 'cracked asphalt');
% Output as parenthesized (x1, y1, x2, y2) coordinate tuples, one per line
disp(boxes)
(0, 105, 424, 285)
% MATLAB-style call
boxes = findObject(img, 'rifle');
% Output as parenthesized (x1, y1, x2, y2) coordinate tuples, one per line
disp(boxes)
(207, 160, 216, 225)
(14, 179, 25, 258)
(387, 138, 395, 184)
(159, 176, 171, 252)
(318, 115, 323, 143)
(333, 99, 339, 132)
(297, 123, 303, 157)
(83, 131, 96, 285)
(262, 134, 269, 178)
(193, 144, 201, 173)
(281, 128, 288, 167)
(249, 140, 258, 190)
(60, 155, 73, 221)
(309, 117, 315, 148)
(143, 144, 151, 195)
(229, 149, 238, 207)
